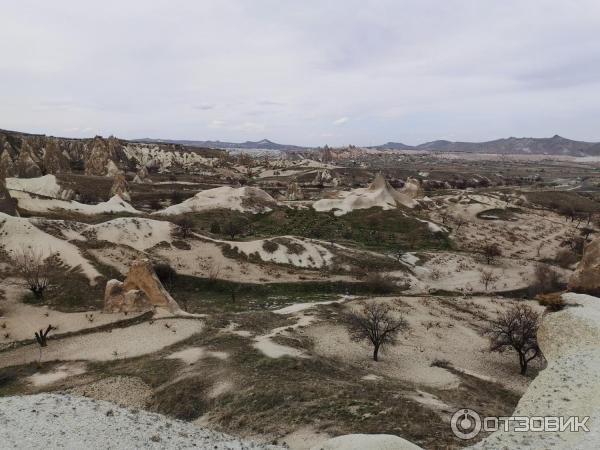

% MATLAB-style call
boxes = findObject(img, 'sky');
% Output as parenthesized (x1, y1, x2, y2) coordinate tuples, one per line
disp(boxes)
(1, 0, 600, 146)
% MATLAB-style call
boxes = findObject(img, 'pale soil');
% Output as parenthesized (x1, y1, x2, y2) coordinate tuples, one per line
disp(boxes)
(0, 317, 203, 368)
(432, 193, 581, 261)
(27, 362, 87, 387)
(305, 296, 543, 393)
(166, 346, 229, 365)
(0, 279, 135, 344)
(397, 251, 571, 294)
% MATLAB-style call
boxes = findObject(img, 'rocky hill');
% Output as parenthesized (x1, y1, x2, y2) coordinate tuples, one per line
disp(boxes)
(0, 129, 226, 179)
(373, 135, 600, 156)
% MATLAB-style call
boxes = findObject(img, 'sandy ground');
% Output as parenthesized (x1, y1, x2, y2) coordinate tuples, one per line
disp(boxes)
(304, 296, 543, 393)
(396, 251, 571, 294)
(0, 279, 137, 344)
(431, 193, 581, 261)
(0, 318, 203, 368)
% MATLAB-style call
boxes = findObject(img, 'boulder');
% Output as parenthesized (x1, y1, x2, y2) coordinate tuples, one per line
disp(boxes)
(104, 259, 182, 313)
(103, 280, 153, 313)
(568, 238, 600, 294)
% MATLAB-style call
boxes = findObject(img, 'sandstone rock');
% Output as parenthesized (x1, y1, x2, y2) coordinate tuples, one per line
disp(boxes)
(400, 177, 424, 199)
(133, 165, 151, 183)
(104, 259, 181, 313)
(103, 280, 153, 313)
(109, 174, 131, 201)
(0, 180, 17, 216)
(42, 140, 70, 174)
(0, 150, 16, 179)
(15, 144, 42, 178)
(286, 180, 303, 200)
(85, 136, 121, 176)
(568, 238, 600, 294)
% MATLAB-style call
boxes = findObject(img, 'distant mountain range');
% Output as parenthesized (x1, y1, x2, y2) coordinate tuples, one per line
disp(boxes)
(135, 138, 307, 151)
(138, 135, 600, 156)
(371, 135, 600, 156)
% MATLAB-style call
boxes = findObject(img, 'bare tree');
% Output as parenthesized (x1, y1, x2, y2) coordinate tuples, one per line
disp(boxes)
(453, 217, 466, 232)
(482, 304, 541, 375)
(479, 269, 499, 291)
(481, 243, 502, 265)
(175, 217, 194, 239)
(580, 227, 595, 241)
(13, 247, 53, 300)
(223, 219, 243, 240)
(344, 302, 409, 361)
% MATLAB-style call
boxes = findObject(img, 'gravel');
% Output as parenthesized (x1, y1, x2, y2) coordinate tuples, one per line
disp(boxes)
(0, 393, 283, 450)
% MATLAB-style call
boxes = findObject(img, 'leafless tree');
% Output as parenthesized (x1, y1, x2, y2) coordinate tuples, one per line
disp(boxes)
(580, 227, 595, 241)
(223, 219, 243, 240)
(481, 243, 502, 264)
(482, 304, 541, 375)
(454, 217, 466, 232)
(12, 247, 53, 300)
(344, 302, 409, 361)
(175, 217, 194, 239)
(479, 269, 499, 291)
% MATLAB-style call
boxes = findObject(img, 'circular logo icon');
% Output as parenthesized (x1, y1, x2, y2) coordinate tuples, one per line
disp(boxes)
(451, 408, 482, 440)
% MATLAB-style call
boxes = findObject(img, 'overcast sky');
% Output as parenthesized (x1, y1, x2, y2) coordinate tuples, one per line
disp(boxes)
(2, 0, 600, 146)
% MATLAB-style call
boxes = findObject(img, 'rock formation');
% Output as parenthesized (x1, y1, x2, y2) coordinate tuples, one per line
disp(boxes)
(286, 180, 303, 200)
(133, 165, 150, 184)
(400, 177, 424, 199)
(15, 142, 42, 178)
(0, 180, 17, 216)
(568, 238, 600, 294)
(85, 136, 121, 176)
(42, 139, 70, 174)
(104, 259, 182, 313)
(0, 150, 16, 179)
(109, 174, 131, 201)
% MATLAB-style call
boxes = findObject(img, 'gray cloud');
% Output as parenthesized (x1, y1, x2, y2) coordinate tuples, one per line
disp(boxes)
(1, 0, 600, 145)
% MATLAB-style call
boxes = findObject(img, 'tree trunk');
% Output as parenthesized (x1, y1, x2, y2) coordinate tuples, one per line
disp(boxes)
(519, 353, 527, 375)
(373, 344, 380, 361)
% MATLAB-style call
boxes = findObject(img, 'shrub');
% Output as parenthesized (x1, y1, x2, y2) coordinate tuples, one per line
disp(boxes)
(535, 293, 566, 312)
(262, 240, 279, 253)
(154, 263, 177, 290)
(364, 272, 397, 294)
(554, 249, 578, 268)
(209, 221, 221, 234)
(528, 263, 563, 297)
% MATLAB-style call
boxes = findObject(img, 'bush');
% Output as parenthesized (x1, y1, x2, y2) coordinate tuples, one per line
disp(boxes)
(262, 240, 279, 253)
(528, 263, 563, 297)
(535, 293, 566, 312)
(210, 221, 221, 234)
(554, 249, 578, 268)
(153, 263, 177, 289)
(364, 272, 397, 294)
